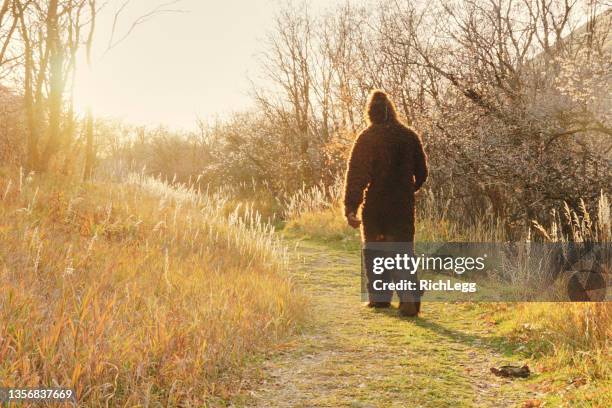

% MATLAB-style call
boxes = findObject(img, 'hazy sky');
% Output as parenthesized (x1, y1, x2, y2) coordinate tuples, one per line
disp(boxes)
(74, 0, 339, 131)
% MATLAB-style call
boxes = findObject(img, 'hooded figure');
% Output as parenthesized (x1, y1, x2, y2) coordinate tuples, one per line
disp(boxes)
(344, 90, 428, 317)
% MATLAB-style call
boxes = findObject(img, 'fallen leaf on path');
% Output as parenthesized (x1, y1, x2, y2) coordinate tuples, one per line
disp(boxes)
(490, 364, 530, 378)
(522, 399, 542, 407)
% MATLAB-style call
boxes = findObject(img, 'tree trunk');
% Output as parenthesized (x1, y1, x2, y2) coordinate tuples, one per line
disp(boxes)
(83, 109, 95, 181)
(39, 0, 63, 172)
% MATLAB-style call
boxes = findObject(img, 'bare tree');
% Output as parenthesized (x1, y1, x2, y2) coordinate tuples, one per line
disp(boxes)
(254, 5, 318, 183)
(248, 0, 610, 227)
(0, 0, 20, 75)
(13, 0, 97, 171)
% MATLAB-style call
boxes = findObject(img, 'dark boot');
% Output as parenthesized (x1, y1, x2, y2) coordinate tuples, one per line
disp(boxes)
(387, 242, 421, 317)
(398, 301, 419, 317)
(367, 301, 391, 308)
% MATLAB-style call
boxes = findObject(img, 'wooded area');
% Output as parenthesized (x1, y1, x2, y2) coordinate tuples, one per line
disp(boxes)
(1, 0, 610, 231)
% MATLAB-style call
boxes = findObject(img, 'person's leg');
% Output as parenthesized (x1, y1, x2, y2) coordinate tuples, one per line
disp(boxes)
(362, 216, 392, 307)
(397, 246, 420, 316)
(389, 213, 421, 317)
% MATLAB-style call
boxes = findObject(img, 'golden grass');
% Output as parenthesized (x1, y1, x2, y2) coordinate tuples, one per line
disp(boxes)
(511, 302, 611, 379)
(521, 192, 611, 379)
(285, 207, 359, 242)
(0, 169, 305, 405)
(282, 179, 507, 243)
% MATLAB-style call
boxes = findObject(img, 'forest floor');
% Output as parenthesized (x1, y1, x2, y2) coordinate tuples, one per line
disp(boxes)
(237, 238, 580, 408)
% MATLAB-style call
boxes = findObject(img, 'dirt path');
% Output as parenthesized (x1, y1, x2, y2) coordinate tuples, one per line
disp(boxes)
(246, 240, 540, 407)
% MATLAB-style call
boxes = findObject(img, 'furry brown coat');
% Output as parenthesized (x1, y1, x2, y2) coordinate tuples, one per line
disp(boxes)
(344, 90, 428, 314)
(344, 90, 428, 243)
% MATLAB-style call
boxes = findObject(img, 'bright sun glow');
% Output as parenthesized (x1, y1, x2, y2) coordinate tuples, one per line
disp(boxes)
(66, 0, 337, 129)
(72, 64, 99, 114)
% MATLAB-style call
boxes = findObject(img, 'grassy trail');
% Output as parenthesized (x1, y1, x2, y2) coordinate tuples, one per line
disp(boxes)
(246, 239, 544, 407)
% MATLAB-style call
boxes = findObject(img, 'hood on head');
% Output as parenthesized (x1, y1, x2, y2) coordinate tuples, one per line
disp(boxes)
(366, 90, 398, 125)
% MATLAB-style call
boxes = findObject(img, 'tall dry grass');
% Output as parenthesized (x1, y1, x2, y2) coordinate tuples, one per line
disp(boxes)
(512, 302, 610, 379)
(517, 192, 611, 379)
(0, 168, 305, 405)
(281, 178, 360, 242)
(281, 176, 507, 243)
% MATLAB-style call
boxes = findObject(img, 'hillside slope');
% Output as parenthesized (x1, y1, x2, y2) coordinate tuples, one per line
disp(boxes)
(0, 170, 304, 405)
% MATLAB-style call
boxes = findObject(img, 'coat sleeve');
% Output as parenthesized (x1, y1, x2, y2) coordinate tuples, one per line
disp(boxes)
(343, 131, 372, 217)
(413, 133, 428, 191)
